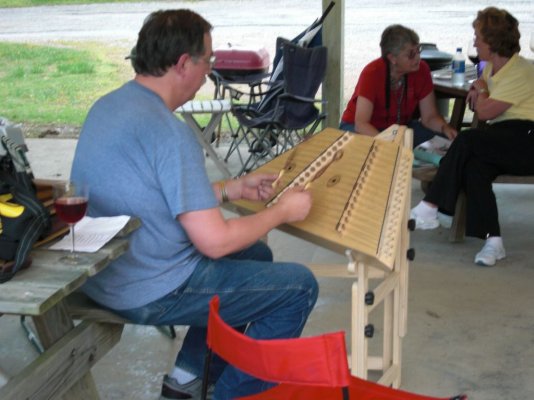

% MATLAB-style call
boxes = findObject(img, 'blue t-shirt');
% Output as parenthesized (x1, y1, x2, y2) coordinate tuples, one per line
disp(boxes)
(71, 81, 218, 310)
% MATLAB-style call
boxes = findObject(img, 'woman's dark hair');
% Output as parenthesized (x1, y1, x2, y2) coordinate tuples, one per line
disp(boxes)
(473, 7, 520, 57)
(131, 9, 212, 76)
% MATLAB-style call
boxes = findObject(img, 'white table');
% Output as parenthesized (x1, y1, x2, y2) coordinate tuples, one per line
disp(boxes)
(176, 99, 232, 178)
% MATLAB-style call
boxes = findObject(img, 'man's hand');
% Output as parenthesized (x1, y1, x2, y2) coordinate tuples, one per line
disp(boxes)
(275, 186, 312, 223)
(238, 173, 278, 201)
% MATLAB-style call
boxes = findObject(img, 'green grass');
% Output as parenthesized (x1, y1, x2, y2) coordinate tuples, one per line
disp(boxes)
(0, 40, 230, 132)
(0, 42, 131, 125)
(0, 0, 145, 7)
(0, 0, 223, 130)
(0, 0, 220, 130)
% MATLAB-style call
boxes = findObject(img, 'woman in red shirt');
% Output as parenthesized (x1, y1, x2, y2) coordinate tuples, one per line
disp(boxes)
(340, 24, 457, 147)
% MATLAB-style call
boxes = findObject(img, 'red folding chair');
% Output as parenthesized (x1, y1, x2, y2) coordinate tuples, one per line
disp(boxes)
(238, 375, 468, 400)
(202, 296, 467, 400)
(201, 295, 350, 399)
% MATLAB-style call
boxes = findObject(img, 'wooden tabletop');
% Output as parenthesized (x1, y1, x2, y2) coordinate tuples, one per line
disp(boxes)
(433, 80, 469, 97)
(0, 217, 140, 316)
(432, 68, 479, 131)
(432, 65, 477, 96)
(0, 217, 140, 400)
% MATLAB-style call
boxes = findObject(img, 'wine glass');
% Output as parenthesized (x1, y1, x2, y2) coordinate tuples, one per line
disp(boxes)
(53, 181, 89, 264)
(467, 39, 479, 65)
(467, 39, 486, 78)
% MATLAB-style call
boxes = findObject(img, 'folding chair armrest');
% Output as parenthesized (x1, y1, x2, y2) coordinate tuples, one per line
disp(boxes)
(250, 80, 283, 96)
(247, 76, 272, 90)
(231, 105, 263, 121)
(220, 81, 271, 107)
(277, 93, 322, 104)
(210, 71, 247, 101)
(218, 83, 248, 101)
(211, 70, 275, 107)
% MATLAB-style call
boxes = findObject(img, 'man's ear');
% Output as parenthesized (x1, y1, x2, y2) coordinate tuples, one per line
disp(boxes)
(386, 53, 396, 65)
(174, 53, 190, 75)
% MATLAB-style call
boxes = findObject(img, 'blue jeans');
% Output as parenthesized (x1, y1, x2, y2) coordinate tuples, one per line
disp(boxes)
(339, 120, 440, 148)
(115, 241, 319, 400)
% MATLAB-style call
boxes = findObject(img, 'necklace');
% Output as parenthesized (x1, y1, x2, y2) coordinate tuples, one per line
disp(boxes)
(390, 76, 403, 89)
(393, 76, 405, 123)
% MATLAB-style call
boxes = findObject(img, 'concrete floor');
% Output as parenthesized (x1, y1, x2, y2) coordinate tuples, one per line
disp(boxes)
(1, 137, 533, 400)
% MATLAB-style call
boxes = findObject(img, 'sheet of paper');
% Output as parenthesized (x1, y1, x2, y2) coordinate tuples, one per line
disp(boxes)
(49, 215, 131, 253)
(413, 135, 452, 167)
(416, 135, 451, 156)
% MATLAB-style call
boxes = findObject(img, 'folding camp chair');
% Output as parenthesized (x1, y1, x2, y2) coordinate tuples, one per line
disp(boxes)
(226, 39, 328, 175)
(201, 296, 468, 400)
(201, 295, 351, 400)
(213, 0, 334, 109)
(216, 3, 334, 176)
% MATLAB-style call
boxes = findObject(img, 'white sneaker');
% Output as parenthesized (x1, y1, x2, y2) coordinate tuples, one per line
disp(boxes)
(437, 212, 453, 229)
(475, 242, 506, 266)
(410, 209, 439, 230)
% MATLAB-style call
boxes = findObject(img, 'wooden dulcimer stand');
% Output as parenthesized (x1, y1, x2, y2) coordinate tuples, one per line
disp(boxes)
(228, 125, 414, 388)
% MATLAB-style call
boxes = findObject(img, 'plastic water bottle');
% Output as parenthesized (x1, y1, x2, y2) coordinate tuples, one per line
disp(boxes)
(451, 47, 465, 87)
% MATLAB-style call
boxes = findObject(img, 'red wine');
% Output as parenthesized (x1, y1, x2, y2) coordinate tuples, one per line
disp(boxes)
(468, 55, 479, 65)
(55, 196, 88, 224)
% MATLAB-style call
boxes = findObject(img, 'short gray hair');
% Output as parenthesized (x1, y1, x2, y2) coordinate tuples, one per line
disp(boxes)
(380, 24, 419, 57)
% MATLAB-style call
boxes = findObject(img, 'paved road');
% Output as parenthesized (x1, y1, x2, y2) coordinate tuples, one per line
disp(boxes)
(1, 0, 533, 97)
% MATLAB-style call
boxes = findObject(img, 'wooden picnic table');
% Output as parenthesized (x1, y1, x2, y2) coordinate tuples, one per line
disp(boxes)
(432, 72, 481, 132)
(0, 217, 140, 400)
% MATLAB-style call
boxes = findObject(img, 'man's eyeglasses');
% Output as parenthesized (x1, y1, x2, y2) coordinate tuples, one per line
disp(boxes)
(193, 54, 217, 69)
(405, 44, 423, 60)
